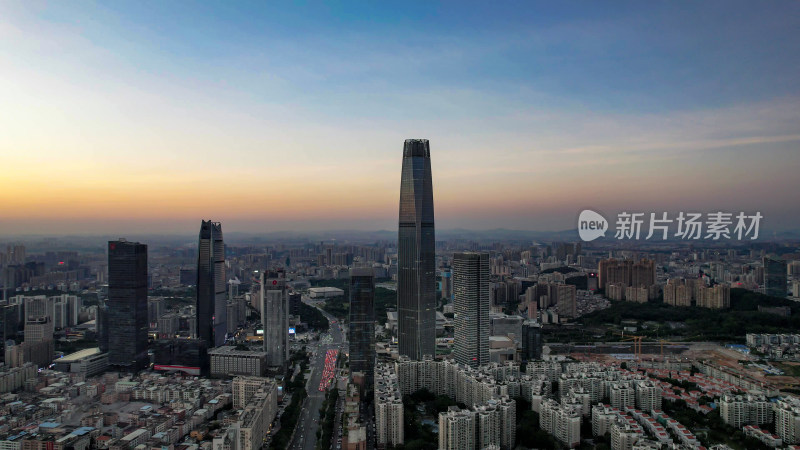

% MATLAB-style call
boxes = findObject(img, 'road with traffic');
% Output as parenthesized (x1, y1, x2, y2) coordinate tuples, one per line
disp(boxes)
(289, 297, 345, 450)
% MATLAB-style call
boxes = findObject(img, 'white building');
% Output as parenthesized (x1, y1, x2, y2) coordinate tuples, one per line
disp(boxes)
(774, 397, 800, 445)
(232, 376, 275, 410)
(439, 407, 475, 450)
(610, 382, 635, 409)
(540, 399, 581, 448)
(634, 380, 662, 412)
(719, 393, 772, 428)
(611, 421, 643, 450)
(237, 388, 277, 450)
(375, 364, 404, 447)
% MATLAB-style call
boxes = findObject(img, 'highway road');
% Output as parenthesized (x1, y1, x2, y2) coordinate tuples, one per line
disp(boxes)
(289, 298, 346, 450)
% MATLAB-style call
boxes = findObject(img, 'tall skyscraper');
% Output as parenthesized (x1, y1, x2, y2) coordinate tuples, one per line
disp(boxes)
(261, 270, 288, 368)
(763, 257, 788, 297)
(397, 138, 436, 360)
(197, 221, 227, 348)
(349, 268, 376, 396)
(452, 252, 489, 368)
(107, 239, 149, 370)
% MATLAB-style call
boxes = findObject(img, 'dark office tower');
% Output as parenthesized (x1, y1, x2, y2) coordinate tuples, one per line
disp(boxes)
(0, 304, 18, 342)
(452, 252, 489, 368)
(397, 139, 436, 360)
(288, 292, 302, 316)
(107, 239, 148, 370)
(521, 320, 543, 361)
(763, 257, 788, 297)
(349, 268, 376, 397)
(197, 221, 227, 348)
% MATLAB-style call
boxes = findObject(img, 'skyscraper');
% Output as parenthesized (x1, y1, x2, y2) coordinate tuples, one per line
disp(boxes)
(452, 252, 489, 368)
(261, 270, 288, 368)
(397, 138, 436, 360)
(349, 268, 376, 396)
(197, 221, 227, 348)
(107, 239, 149, 370)
(521, 320, 543, 361)
(763, 257, 788, 297)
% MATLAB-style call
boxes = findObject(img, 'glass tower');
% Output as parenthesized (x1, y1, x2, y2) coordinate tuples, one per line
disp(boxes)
(197, 220, 227, 348)
(349, 268, 376, 396)
(397, 139, 436, 360)
(107, 239, 149, 370)
(453, 252, 489, 368)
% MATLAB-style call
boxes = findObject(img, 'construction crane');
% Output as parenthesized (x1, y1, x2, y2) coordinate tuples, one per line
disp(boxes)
(616, 331, 643, 359)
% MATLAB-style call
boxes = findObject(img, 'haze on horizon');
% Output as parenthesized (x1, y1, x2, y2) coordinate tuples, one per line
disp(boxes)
(1, 1, 799, 236)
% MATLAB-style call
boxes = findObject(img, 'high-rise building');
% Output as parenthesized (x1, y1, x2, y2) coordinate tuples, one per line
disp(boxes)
(453, 252, 490, 368)
(719, 393, 773, 428)
(634, 380, 662, 412)
(23, 315, 54, 367)
(7, 244, 25, 265)
(440, 270, 452, 301)
(439, 407, 476, 450)
(696, 284, 731, 309)
(261, 270, 288, 368)
(774, 397, 800, 445)
(288, 292, 302, 316)
(397, 139, 436, 360)
(349, 268, 376, 396)
(557, 284, 577, 318)
(197, 221, 227, 347)
(540, 399, 581, 448)
(148, 297, 165, 328)
(521, 320, 542, 361)
(375, 364, 405, 447)
(598, 258, 655, 292)
(663, 278, 693, 307)
(763, 257, 788, 297)
(232, 376, 276, 409)
(0, 304, 18, 343)
(609, 382, 635, 409)
(107, 239, 149, 370)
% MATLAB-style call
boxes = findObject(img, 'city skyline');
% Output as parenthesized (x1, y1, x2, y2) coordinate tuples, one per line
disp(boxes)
(2, 3, 800, 449)
(1, 2, 799, 235)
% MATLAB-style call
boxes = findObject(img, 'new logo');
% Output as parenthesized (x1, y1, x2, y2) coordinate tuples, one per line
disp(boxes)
(578, 209, 608, 241)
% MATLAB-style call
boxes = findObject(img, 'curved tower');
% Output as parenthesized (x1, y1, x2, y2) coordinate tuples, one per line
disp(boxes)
(397, 139, 436, 360)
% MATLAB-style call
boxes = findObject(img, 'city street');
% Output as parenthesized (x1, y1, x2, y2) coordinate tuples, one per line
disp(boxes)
(289, 298, 345, 450)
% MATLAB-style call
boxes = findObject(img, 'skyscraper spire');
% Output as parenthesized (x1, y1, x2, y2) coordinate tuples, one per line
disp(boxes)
(397, 139, 436, 360)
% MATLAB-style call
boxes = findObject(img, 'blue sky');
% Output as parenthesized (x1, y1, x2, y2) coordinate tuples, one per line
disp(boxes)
(0, 1, 798, 234)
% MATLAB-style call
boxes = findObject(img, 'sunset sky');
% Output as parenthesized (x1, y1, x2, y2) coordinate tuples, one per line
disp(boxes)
(1, 1, 799, 235)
